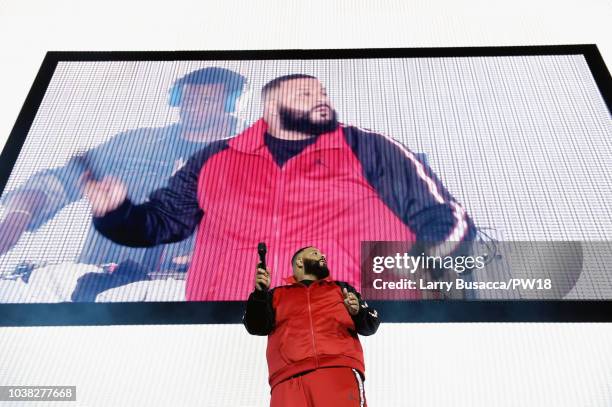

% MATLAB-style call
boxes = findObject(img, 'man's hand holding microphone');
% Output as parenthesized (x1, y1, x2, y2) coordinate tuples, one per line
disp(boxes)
(255, 265, 271, 291)
(254, 242, 271, 291)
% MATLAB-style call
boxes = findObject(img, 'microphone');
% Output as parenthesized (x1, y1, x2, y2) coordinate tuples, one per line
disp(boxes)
(257, 242, 267, 270)
(257, 242, 268, 291)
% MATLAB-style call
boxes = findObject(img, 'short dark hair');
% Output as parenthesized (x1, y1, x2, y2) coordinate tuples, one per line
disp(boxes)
(261, 74, 318, 100)
(291, 246, 312, 268)
(175, 67, 246, 92)
(169, 67, 247, 108)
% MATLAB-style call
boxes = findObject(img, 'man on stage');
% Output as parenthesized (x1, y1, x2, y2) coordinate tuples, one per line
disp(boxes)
(244, 246, 379, 407)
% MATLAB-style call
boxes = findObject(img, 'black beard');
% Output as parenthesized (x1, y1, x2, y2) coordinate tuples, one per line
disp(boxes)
(303, 258, 330, 279)
(278, 105, 338, 135)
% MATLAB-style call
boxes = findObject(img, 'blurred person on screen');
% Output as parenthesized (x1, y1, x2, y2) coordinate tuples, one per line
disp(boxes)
(88, 74, 477, 301)
(0, 67, 247, 302)
(243, 246, 379, 407)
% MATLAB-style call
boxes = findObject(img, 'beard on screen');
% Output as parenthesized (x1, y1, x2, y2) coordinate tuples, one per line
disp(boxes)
(278, 104, 339, 135)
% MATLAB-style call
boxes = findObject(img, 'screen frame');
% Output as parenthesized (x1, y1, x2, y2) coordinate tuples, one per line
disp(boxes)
(1, 45, 611, 326)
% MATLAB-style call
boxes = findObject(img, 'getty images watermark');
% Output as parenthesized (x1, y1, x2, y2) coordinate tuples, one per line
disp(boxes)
(369, 251, 551, 290)
(360, 241, 590, 300)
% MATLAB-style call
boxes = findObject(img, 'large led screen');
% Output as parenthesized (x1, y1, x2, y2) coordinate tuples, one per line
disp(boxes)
(0, 46, 611, 324)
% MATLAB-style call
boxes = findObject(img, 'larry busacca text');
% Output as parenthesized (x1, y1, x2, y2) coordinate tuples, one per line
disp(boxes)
(369, 252, 552, 292)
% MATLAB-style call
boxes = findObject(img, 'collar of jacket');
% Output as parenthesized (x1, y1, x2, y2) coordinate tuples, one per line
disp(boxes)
(228, 118, 347, 154)
(282, 275, 334, 285)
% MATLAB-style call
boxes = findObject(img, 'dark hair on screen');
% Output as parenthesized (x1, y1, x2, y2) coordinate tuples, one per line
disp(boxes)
(291, 246, 312, 268)
(169, 67, 247, 111)
(261, 74, 318, 100)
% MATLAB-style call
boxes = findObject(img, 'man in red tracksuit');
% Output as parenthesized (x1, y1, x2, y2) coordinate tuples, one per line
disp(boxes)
(88, 73, 477, 300)
(244, 246, 380, 407)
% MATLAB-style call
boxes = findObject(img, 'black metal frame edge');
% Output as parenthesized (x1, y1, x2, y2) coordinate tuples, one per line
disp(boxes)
(0, 54, 59, 194)
(1, 301, 612, 326)
(44, 43, 596, 61)
(0, 44, 611, 326)
(582, 45, 612, 115)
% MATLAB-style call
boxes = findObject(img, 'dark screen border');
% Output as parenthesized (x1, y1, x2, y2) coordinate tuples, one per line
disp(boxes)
(1, 45, 611, 326)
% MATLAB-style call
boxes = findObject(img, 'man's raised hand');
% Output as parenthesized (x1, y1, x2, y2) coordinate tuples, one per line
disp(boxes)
(342, 288, 359, 316)
(255, 265, 271, 291)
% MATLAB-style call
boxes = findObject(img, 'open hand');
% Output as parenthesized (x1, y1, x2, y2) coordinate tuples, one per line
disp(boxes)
(343, 288, 359, 316)
(84, 177, 127, 217)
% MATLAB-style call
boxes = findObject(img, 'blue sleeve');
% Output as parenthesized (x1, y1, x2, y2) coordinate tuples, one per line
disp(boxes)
(0, 131, 131, 231)
(92, 141, 228, 247)
(343, 126, 477, 255)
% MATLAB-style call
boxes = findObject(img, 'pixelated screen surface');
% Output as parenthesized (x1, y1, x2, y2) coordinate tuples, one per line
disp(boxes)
(0, 50, 611, 308)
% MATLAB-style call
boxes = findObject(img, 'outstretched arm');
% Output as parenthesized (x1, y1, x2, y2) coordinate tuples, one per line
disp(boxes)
(90, 148, 211, 247)
(345, 126, 477, 257)
(0, 139, 122, 255)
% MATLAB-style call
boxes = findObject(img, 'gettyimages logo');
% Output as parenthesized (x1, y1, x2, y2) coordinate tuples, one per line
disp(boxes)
(371, 251, 486, 274)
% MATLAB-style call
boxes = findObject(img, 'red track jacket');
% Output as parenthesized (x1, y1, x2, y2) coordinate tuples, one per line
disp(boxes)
(243, 278, 380, 388)
(94, 119, 476, 300)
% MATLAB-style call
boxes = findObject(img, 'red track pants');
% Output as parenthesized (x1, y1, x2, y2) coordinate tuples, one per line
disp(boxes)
(270, 367, 367, 407)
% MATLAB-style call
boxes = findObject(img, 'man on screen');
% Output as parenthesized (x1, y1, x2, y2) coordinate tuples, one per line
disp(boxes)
(87, 74, 477, 300)
(0, 67, 247, 301)
(244, 246, 379, 407)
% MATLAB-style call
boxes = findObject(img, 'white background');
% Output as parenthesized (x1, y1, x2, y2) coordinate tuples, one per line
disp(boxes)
(0, 1, 611, 406)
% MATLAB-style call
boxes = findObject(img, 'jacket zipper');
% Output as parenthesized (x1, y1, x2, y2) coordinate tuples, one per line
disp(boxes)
(271, 166, 285, 275)
(306, 286, 319, 368)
